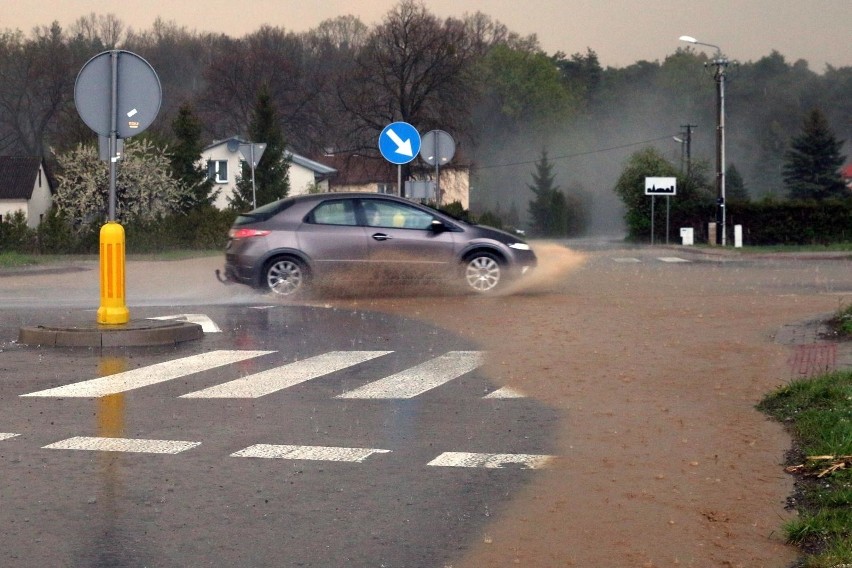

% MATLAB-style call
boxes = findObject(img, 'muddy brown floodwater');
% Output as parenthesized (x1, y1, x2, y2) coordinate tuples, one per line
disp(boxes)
(328, 242, 851, 568)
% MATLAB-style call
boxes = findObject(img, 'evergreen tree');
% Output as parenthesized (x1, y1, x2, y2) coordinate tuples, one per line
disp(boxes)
(783, 108, 847, 200)
(527, 149, 569, 237)
(170, 102, 215, 211)
(725, 163, 750, 202)
(230, 86, 290, 210)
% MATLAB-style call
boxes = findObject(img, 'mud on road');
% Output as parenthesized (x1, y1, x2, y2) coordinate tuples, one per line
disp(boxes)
(327, 242, 851, 567)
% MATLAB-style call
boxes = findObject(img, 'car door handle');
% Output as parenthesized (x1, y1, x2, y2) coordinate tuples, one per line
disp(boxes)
(371, 233, 393, 241)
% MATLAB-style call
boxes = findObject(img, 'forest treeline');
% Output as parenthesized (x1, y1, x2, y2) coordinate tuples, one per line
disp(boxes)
(0, 1, 849, 227)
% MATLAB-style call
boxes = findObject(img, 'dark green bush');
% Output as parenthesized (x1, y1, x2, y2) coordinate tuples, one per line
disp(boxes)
(2, 206, 236, 255)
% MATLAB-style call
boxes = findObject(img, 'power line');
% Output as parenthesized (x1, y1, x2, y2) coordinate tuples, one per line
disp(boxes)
(476, 133, 681, 170)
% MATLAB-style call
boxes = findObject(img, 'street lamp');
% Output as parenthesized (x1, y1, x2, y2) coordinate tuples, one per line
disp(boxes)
(680, 35, 730, 245)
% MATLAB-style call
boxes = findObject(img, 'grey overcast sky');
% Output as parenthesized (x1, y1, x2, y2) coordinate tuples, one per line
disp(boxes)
(3, 0, 850, 72)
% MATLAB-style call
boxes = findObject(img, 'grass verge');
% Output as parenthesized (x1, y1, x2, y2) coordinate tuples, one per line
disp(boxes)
(758, 368, 852, 568)
(829, 304, 852, 338)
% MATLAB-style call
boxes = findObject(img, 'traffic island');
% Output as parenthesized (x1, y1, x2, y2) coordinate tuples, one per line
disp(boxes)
(18, 318, 203, 348)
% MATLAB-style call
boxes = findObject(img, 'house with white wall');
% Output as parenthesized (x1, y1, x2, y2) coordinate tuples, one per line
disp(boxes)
(322, 152, 471, 208)
(200, 136, 337, 210)
(0, 156, 53, 227)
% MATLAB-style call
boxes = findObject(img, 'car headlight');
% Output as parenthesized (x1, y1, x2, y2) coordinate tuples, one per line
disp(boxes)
(509, 242, 531, 250)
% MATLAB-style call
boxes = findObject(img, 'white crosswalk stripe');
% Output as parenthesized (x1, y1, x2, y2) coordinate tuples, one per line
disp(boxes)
(612, 257, 690, 263)
(427, 452, 554, 469)
(336, 351, 484, 399)
(181, 351, 392, 398)
(0, 433, 19, 441)
(43, 436, 201, 454)
(20, 350, 273, 398)
(231, 444, 391, 462)
(484, 386, 526, 399)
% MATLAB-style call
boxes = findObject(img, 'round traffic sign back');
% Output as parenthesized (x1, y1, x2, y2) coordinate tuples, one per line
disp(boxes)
(75, 50, 162, 138)
(420, 130, 455, 166)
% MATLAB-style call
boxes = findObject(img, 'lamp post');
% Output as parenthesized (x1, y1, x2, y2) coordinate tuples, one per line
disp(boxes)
(679, 36, 730, 245)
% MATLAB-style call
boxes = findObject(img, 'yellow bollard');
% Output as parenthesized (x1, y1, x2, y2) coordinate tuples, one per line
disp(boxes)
(97, 222, 130, 325)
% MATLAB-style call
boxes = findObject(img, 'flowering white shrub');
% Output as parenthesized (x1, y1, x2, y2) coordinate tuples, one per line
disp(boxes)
(53, 139, 185, 230)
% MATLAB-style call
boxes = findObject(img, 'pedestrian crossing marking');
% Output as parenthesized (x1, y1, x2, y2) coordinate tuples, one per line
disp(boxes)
(336, 351, 484, 399)
(0, 433, 20, 441)
(148, 314, 222, 333)
(612, 257, 691, 263)
(20, 350, 274, 398)
(43, 436, 201, 454)
(231, 444, 391, 462)
(180, 351, 392, 398)
(427, 452, 554, 469)
(18, 350, 509, 401)
(484, 386, 526, 399)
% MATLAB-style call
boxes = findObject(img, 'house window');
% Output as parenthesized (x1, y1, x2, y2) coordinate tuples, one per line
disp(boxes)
(207, 160, 228, 183)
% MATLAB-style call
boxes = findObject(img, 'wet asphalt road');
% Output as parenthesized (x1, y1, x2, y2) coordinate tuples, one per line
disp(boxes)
(1, 243, 850, 567)
(0, 300, 560, 568)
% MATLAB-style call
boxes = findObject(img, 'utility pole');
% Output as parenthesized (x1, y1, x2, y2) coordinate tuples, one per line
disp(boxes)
(680, 35, 734, 245)
(681, 124, 696, 178)
(709, 56, 729, 245)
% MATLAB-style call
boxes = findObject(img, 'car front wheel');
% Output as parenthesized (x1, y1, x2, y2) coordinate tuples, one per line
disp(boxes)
(264, 257, 308, 296)
(463, 252, 502, 293)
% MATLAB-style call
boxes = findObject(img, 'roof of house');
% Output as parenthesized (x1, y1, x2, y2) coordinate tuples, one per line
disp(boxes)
(321, 153, 397, 186)
(842, 164, 852, 179)
(0, 156, 46, 200)
(202, 137, 336, 177)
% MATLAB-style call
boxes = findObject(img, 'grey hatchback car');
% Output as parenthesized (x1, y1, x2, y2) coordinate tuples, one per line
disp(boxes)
(220, 193, 536, 296)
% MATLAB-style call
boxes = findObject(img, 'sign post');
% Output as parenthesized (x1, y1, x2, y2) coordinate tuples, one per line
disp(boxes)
(419, 130, 455, 204)
(239, 143, 266, 209)
(74, 50, 161, 324)
(379, 122, 420, 197)
(645, 177, 677, 245)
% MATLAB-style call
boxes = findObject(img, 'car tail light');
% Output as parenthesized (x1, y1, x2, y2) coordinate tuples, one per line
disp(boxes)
(229, 228, 271, 239)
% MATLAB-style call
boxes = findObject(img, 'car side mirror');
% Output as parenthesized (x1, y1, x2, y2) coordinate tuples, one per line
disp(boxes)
(430, 219, 447, 233)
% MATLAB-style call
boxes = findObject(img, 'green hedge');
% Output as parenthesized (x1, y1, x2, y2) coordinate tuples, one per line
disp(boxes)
(0, 206, 236, 255)
(632, 197, 852, 245)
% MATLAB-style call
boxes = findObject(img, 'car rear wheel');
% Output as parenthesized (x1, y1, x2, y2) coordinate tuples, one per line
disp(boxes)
(264, 257, 308, 296)
(463, 252, 502, 293)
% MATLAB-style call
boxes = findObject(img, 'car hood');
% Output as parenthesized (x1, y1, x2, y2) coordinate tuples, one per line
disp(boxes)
(467, 224, 528, 245)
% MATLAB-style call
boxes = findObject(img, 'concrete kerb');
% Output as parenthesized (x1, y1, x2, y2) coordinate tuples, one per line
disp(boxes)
(18, 318, 203, 348)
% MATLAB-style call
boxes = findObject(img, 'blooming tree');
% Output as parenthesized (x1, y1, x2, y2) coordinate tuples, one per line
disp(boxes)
(53, 138, 185, 229)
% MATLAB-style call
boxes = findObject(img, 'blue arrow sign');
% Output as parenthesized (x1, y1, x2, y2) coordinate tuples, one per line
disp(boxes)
(379, 121, 421, 165)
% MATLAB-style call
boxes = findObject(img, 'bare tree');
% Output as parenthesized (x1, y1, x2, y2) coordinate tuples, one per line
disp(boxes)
(0, 23, 78, 156)
(68, 13, 125, 48)
(196, 26, 325, 150)
(336, 0, 480, 154)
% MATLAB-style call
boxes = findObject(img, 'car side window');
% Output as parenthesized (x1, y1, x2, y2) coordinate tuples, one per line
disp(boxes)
(309, 200, 357, 226)
(361, 200, 434, 230)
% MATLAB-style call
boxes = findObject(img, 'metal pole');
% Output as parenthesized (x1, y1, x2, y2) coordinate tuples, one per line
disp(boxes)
(713, 57, 728, 245)
(666, 195, 670, 245)
(250, 144, 257, 209)
(682, 124, 695, 177)
(108, 50, 118, 222)
(719, 68, 727, 246)
(434, 134, 440, 205)
(651, 195, 655, 245)
(398, 165, 402, 197)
